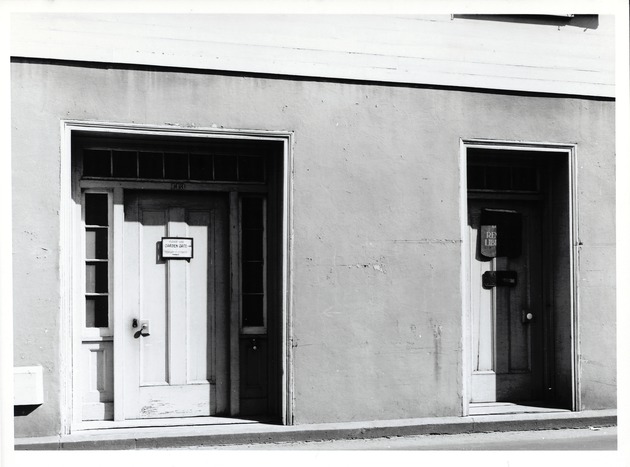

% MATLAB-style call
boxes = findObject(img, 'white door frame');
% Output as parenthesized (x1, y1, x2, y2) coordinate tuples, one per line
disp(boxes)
(60, 120, 294, 433)
(459, 138, 579, 416)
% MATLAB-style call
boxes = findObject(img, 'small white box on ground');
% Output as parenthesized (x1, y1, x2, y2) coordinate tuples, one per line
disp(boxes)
(14, 366, 44, 405)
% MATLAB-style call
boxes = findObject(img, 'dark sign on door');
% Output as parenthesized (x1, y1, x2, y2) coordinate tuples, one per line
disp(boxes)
(480, 209, 522, 258)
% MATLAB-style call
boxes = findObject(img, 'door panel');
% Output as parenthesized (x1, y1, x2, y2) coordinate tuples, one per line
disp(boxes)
(186, 210, 212, 384)
(469, 200, 544, 403)
(239, 336, 269, 415)
(123, 191, 229, 419)
(139, 209, 168, 386)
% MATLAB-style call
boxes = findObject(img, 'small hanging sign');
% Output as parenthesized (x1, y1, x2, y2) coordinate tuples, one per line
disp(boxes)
(479, 209, 522, 259)
(161, 237, 194, 260)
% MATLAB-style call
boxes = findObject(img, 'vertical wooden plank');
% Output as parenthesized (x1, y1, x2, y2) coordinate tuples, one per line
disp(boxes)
(470, 223, 481, 371)
(460, 141, 471, 415)
(527, 205, 545, 398)
(112, 187, 124, 421)
(69, 138, 85, 428)
(278, 135, 291, 424)
(470, 211, 494, 372)
(167, 207, 187, 385)
(469, 202, 500, 403)
(494, 256, 509, 374)
(569, 149, 580, 411)
(262, 197, 268, 332)
(138, 209, 169, 386)
(186, 210, 211, 384)
(229, 192, 240, 415)
(266, 161, 280, 418)
(72, 190, 85, 425)
(470, 213, 496, 402)
(211, 200, 230, 414)
(63, 122, 77, 432)
(542, 164, 558, 404)
(508, 214, 530, 373)
(122, 193, 141, 418)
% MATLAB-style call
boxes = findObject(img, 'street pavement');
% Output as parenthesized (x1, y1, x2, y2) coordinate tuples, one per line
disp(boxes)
(179, 426, 617, 450)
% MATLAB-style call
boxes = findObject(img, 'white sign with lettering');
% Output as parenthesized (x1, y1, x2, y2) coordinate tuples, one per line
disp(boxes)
(161, 237, 194, 259)
(480, 225, 497, 258)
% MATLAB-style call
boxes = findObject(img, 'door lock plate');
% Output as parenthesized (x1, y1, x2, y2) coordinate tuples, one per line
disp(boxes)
(482, 270, 517, 289)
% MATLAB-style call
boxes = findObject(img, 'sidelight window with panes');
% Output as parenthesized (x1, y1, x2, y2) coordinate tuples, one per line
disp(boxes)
(80, 190, 114, 421)
(240, 196, 267, 332)
(84, 192, 111, 329)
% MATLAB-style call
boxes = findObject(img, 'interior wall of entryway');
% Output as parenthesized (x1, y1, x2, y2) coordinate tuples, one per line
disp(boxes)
(11, 59, 615, 437)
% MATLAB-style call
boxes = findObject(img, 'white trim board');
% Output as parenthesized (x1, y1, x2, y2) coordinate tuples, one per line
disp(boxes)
(12, 14, 615, 98)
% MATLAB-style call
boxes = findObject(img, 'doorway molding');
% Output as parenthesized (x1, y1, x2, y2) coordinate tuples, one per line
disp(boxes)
(59, 120, 294, 434)
(459, 138, 579, 416)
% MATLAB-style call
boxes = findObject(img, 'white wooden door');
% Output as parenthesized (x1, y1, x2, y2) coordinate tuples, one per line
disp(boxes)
(122, 191, 229, 419)
(468, 199, 544, 403)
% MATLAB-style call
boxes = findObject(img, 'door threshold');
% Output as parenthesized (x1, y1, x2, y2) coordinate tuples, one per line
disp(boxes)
(75, 415, 276, 431)
(469, 402, 570, 416)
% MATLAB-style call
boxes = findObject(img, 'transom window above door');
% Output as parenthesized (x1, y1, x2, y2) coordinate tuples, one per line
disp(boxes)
(83, 149, 265, 182)
(77, 134, 280, 183)
(467, 148, 543, 193)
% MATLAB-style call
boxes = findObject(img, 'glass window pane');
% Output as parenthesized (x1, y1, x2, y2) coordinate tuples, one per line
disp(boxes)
(512, 167, 538, 191)
(242, 229, 263, 261)
(238, 156, 265, 182)
(242, 198, 263, 228)
(485, 166, 511, 190)
(164, 152, 189, 179)
(83, 149, 111, 177)
(467, 165, 485, 189)
(86, 262, 108, 293)
(86, 296, 108, 328)
(86, 228, 108, 259)
(214, 155, 238, 181)
(243, 262, 263, 293)
(112, 150, 138, 178)
(189, 153, 213, 180)
(85, 193, 109, 226)
(242, 294, 264, 327)
(139, 151, 164, 179)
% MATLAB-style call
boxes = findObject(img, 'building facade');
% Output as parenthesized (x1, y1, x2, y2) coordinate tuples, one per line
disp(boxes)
(11, 14, 616, 440)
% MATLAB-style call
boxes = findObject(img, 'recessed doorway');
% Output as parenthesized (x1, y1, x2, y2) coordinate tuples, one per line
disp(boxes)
(67, 125, 290, 430)
(463, 142, 577, 415)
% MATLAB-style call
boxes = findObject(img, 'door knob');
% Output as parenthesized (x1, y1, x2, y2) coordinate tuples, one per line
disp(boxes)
(522, 311, 534, 324)
(132, 318, 150, 337)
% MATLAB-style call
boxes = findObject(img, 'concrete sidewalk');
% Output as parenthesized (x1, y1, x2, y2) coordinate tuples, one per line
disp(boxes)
(186, 426, 618, 450)
(14, 409, 616, 450)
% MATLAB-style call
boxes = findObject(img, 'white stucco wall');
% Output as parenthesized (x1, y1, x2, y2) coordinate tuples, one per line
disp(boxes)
(12, 61, 615, 436)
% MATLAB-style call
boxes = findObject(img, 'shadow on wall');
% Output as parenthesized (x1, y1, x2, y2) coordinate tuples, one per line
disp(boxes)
(14, 405, 40, 416)
(453, 15, 599, 30)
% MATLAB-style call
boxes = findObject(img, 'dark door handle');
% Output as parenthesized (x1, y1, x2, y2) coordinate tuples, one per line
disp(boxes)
(132, 318, 150, 337)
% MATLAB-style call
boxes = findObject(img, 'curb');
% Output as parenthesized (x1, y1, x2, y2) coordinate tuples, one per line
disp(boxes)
(15, 409, 617, 450)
